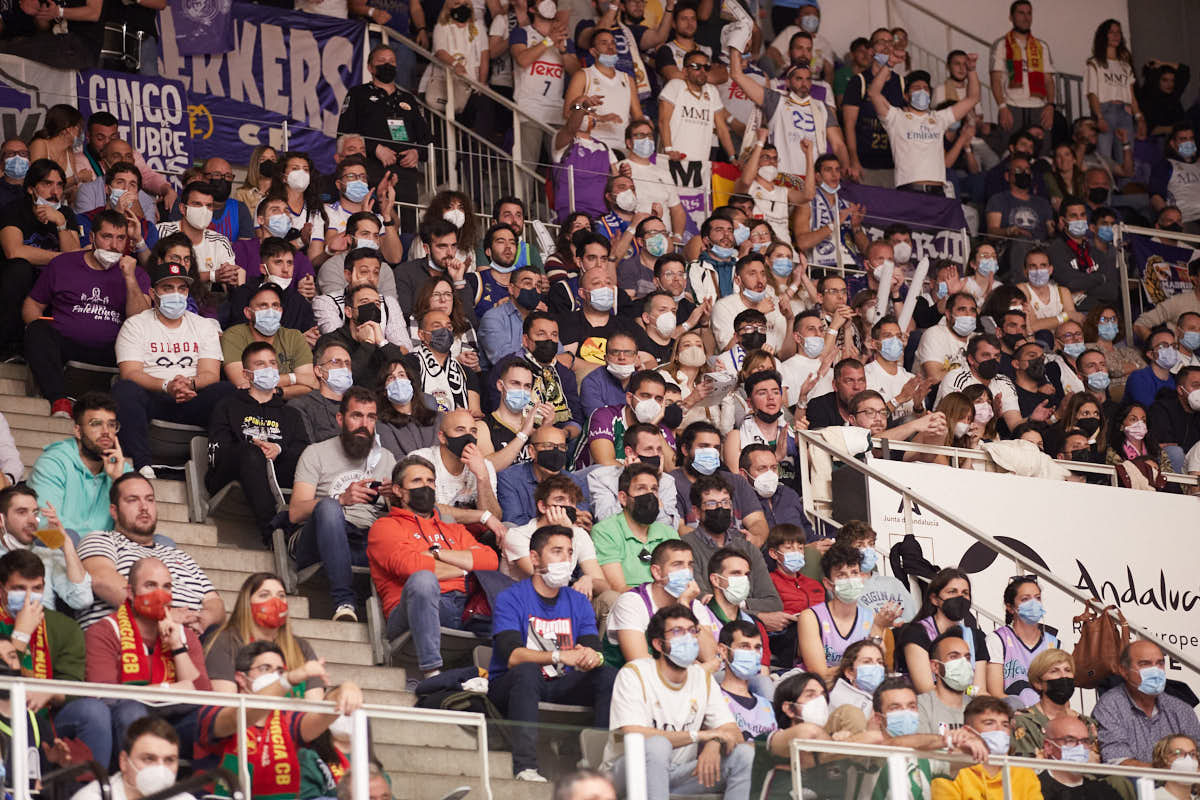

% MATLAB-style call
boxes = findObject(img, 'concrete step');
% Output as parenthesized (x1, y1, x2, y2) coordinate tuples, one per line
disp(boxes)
(155, 501, 189, 523)
(0, 364, 30, 381)
(183, 544, 274, 573)
(0, 378, 29, 396)
(376, 744, 512, 778)
(320, 663, 409, 694)
(149, 480, 187, 504)
(155, 520, 218, 547)
(370, 717, 476, 749)
(387, 772, 553, 800)
(11, 428, 62, 450)
(291, 617, 369, 643)
(18, 446, 44, 470)
(1, 395, 49, 416)
(306, 636, 374, 664)
(363, 688, 414, 706)
(3, 412, 73, 435)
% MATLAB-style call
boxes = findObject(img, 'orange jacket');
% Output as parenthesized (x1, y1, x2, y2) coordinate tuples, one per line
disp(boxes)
(367, 506, 499, 618)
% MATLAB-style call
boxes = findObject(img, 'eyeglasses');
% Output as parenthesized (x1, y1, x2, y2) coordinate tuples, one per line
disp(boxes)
(430, 291, 454, 301)
(321, 358, 352, 369)
(737, 325, 767, 335)
(86, 419, 121, 432)
(822, 287, 848, 295)
(607, 348, 637, 358)
(248, 664, 285, 676)
(1048, 736, 1095, 748)
(533, 443, 568, 452)
(1168, 749, 1200, 758)
(341, 172, 368, 182)
(665, 626, 701, 636)
(699, 499, 732, 510)
(855, 407, 888, 419)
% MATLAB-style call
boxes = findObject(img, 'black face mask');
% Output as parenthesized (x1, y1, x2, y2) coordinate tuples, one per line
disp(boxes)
(1024, 357, 1045, 381)
(1087, 187, 1109, 205)
(661, 403, 683, 430)
(1075, 416, 1101, 436)
(535, 447, 567, 473)
(741, 332, 766, 351)
(531, 338, 558, 364)
(629, 492, 659, 525)
(940, 595, 971, 622)
(516, 287, 544, 311)
(374, 62, 398, 83)
(356, 302, 382, 325)
(450, 4, 472, 21)
(407, 485, 436, 515)
(976, 358, 1000, 380)
(1012, 172, 1033, 190)
(258, 159, 277, 179)
(1163, 223, 1184, 233)
(637, 454, 661, 470)
(1044, 676, 1075, 705)
(1002, 332, 1024, 351)
(754, 408, 782, 423)
(209, 178, 232, 203)
(444, 433, 476, 458)
(701, 507, 732, 534)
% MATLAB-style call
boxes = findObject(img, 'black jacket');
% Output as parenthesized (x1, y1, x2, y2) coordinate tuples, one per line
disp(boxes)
(208, 388, 306, 474)
(315, 325, 405, 389)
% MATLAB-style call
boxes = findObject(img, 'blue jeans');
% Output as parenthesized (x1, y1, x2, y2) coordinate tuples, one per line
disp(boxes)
(294, 497, 368, 608)
(1164, 444, 1186, 473)
(55, 698, 112, 768)
(384, 570, 466, 671)
(1098, 101, 1135, 164)
(110, 701, 198, 769)
(611, 735, 754, 800)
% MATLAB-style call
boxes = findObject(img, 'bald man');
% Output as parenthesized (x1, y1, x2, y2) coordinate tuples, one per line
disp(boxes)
(195, 157, 253, 240)
(73, 138, 159, 222)
(410, 409, 506, 541)
(1039, 715, 1123, 800)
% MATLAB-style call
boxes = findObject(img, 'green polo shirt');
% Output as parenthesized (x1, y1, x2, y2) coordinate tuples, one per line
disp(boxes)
(591, 511, 679, 588)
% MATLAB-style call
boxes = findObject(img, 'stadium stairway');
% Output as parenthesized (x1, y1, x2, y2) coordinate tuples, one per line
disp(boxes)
(0, 362, 554, 800)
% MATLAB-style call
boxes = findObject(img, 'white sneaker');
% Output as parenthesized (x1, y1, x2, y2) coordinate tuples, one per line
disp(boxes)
(514, 769, 547, 783)
(332, 604, 358, 622)
(138, 465, 157, 480)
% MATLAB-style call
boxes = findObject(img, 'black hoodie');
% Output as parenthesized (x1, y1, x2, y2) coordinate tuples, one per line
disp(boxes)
(208, 388, 306, 476)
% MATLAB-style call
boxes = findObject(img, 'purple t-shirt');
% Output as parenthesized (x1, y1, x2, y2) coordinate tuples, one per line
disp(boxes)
(575, 404, 677, 470)
(29, 251, 151, 344)
(231, 238, 315, 282)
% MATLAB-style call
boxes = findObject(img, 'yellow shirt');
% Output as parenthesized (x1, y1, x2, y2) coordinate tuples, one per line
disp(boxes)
(931, 764, 1043, 800)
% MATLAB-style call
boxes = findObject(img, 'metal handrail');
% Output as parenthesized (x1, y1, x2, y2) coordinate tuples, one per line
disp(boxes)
(794, 427, 1200, 681)
(0, 676, 493, 800)
(787, 738, 1200, 800)
(1114, 222, 1200, 343)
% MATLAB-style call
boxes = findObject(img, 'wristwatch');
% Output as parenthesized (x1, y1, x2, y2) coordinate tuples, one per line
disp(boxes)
(551, 649, 561, 666)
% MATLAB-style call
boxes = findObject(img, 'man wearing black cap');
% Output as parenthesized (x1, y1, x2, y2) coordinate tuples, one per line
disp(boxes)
(111, 261, 236, 478)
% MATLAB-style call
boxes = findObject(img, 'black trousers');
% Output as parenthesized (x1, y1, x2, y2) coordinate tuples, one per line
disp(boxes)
(24, 319, 117, 402)
(206, 440, 297, 538)
(0, 258, 35, 354)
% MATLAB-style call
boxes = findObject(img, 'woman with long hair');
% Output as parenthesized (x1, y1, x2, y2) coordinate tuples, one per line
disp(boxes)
(375, 356, 440, 458)
(204, 572, 326, 699)
(269, 151, 329, 265)
(984, 576, 1059, 708)
(906, 391, 976, 465)
(407, 190, 481, 270)
(961, 384, 999, 443)
(30, 105, 88, 199)
(828, 639, 887, 716)
(1055, 393, 1106, 453)
(898, 567, 988, 694)
(1106, 401, 1172, 476)
(236, 145, 278, 213)
(1151, 734, 1200, 800)
(407, 275, 480, 364)
(764, 242, 816, 315)
(963, 242, 1003, 306)
(545, 212, 593, 275)
(1044, 143, 1084, 213)
(1086, 19, 1144, 162)
(425, 0, 487, 115)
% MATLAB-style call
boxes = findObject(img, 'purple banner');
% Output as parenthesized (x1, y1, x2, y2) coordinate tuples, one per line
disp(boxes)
(76, 70, 192, 177)
(1131, 233, 1196, 306)
(840, 182, 971, 263)
(168, 0, 234, 56)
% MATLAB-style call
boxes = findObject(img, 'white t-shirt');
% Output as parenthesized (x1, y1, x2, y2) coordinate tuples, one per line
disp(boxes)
(659, 79, 724, 161)
(428, 21, 489, 98)
(285, 205, 326, 243)
(488, 13, 515, 88)
(989, 33, 1054, 109)
(882, 106, 956, 186)
(768, 28, 835, 74)
(1185, 439, 1200, 473)
(603, 657, 734, 768)
(719, 68, 766, 132)
(617, 157, 683, 235)
(114, 309, 223, 380)
(409, 446, 498, 508)
(828, 677, 873, 717)
(778, 352, 833, 407)
(605, 588, 720, 648)
(1085, 58, 1134, 105)
(865, 359, 917, 418)
(935, 365, 1019, 414)
(963, 276, 1003, 307)
(710, 293, 787, 353)
(154, 223, 235, 281)
(913, 318, 969, 375)
(503, 520, 596, 573)
(511, 25, 572, 125)
(323, 200, 383, 236)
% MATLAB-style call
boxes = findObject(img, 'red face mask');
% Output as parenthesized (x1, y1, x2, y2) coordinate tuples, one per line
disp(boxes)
(132, 588, 171, 621)
(251, 597, 289, 629)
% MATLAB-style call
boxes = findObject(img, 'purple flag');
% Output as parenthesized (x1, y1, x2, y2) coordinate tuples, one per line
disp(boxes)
(169, 0, 234, 56)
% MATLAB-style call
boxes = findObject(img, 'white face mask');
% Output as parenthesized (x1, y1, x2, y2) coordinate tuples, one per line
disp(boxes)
(542, 560, 573, 588)
(266, 273, 293, 291)
(654, 311, 677, 337)
(93, 248, 122, 268)
(133, 763, 177, 797)
(443, 208, 466, 228)
(184, 205, 213, 230)
(634, 398, 662, 423)
(286, 170, 311, 191)
(250, 671, 282, 693)
(615, 189, 638, 212)
(758, 165, 778, 182)
(800, 695, 830, 726)
(752, 469, 779, 498)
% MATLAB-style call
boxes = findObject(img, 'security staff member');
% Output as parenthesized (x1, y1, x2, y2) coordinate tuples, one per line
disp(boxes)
(338, 43, 431, 229)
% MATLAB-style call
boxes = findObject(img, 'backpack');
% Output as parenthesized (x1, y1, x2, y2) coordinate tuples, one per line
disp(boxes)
(415, 689, 510, 749)
(1072, 602, 1130, 689)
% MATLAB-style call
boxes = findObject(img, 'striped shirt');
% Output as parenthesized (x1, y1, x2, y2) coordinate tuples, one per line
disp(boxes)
(76, 531, 216, 630)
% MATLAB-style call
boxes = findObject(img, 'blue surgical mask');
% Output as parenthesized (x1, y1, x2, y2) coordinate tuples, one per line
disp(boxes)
(976, 257, 998, 276)
(597, 52, 619, 68)
(952, 315, 977, 337)
(266, 213, 292, 238)
(1179, 140, 1197, 159)
(253, 308, 282, 336)
(251, 367, 280, 391)
(325, 366, 354, 394)
(980, 730, 1011, 755)
(1016, 598, 1045, 624)
(1097, 321, 1119, 341)
(157, 292, 188, 320)
(820, 182, 840, 195)
(880, 336, 904, 362)
(387, 377, 414, 404)
(781, 551, 805, 573)
(1138, 666, 1167, 695)
(666, 634, 700, 667)
(1067, 219, 1089, 238)
(854, 662, 885, 693)
(742, 287, 766, 302)
(1063, 342, 1086, 359)
(645, 233, 669, 258)
(589, 286, 616, 312)
(1181, 330, 1200, 352)
(936, 281, 948, 299)
(1156, 346, 1180, 370)
(1059, 744, 1090, 763)
(710, 244, 737, 260)
(771, 257, 793, 277)
(490, 260, 517, 274)
(108, 187, 126, 208)
(874, 52, 890, 67)
(343, 180, 370, 203)
(691, 447, 721, 475)
(1028, 268, 1052, 287)
(6, 590, 40, 614)
(4, 155, 29, 180)
(885, 709, 920, 737)
(503, 388, 531, 412)
(733, 224, 750, 245)
(910, 89, 930, 111)
(1097, 225, 1114, 243)
(799, 13, 819, 33)
(948, 120, 962, 132)
(860, 547, 878, 573)
(664, 568, 692, 597)
(632, 137, 655, 158)
(1087, 371, 1111, 391)
(728, 649, 760, 680)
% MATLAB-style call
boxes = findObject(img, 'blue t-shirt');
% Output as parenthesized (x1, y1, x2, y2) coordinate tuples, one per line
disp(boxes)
(488, 580, 598, 682)
(1125, 365, 1176, 409)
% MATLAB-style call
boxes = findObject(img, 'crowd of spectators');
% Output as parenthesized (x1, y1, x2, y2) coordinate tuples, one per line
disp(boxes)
(0, 0, 1199, 796)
